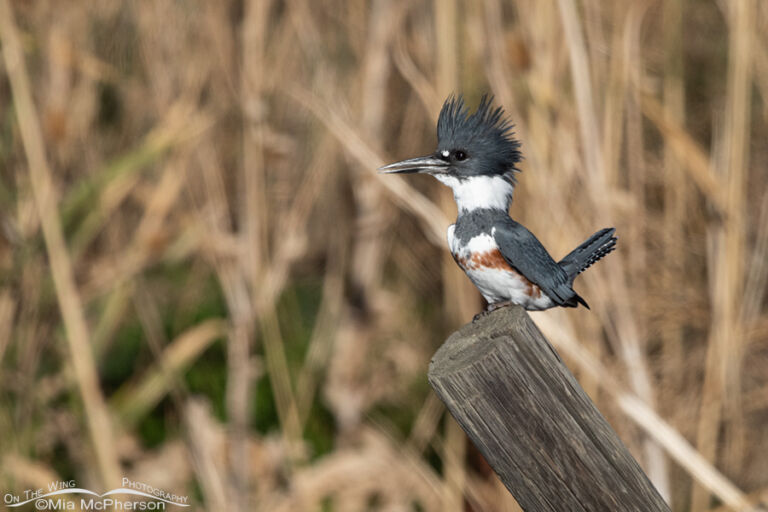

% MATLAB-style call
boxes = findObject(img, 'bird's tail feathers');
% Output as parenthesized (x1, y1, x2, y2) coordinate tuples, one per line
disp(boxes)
(563, 293, 590, 309)
(559, 228, 617, 282)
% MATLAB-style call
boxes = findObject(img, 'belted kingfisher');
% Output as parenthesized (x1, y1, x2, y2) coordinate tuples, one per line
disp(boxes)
(379, 95, 616, 313)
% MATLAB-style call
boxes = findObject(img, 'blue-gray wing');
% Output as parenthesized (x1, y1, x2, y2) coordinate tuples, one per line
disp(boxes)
(492, 219, 578, 306)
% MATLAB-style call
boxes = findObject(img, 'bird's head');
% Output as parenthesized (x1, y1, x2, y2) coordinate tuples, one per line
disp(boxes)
(379, 95, 522, 212)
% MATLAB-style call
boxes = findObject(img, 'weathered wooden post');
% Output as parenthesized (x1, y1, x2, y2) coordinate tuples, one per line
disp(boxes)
(428, 305, 670, 511)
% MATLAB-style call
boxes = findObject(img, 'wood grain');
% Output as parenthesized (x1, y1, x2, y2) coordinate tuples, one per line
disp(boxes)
(428, 305, 669, 511)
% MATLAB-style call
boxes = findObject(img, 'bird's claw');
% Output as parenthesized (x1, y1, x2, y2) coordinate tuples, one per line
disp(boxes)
(473, 301, 514, 322)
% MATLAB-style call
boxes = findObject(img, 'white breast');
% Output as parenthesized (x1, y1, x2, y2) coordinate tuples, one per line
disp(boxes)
(446, 228, 554, 310)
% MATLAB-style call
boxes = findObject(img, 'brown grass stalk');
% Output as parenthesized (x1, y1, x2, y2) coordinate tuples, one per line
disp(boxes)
(0, 0, 121, 488)
(287, 85, 450, 245)
(557, 0, 670, 498)
(0, 290, 15, 367)
(661, 0, 688, 397)
(693, 0, 755, 507)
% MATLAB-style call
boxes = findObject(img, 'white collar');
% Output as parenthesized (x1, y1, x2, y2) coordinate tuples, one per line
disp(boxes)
(433, 175, 514, 213)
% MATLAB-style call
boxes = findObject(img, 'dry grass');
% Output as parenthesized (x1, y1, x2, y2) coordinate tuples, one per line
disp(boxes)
(1, 1, 767, 511)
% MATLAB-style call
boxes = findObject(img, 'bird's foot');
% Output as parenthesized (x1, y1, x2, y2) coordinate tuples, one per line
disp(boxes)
(473, 301, 514, 322)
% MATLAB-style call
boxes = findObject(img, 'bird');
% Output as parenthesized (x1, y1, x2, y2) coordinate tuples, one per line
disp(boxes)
(379, 95, 617, 316)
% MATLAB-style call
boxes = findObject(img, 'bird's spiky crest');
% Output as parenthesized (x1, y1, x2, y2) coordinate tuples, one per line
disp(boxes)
(437, 94, 522, 181)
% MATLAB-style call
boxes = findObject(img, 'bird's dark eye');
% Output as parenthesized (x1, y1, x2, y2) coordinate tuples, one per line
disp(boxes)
(453, 150, 467, 161)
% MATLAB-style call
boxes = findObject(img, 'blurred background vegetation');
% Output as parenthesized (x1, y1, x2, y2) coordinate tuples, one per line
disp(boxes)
(0, 0, 766, 510)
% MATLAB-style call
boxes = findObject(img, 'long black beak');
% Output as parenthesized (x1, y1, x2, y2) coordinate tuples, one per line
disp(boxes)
(378, 155, 449, 175)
